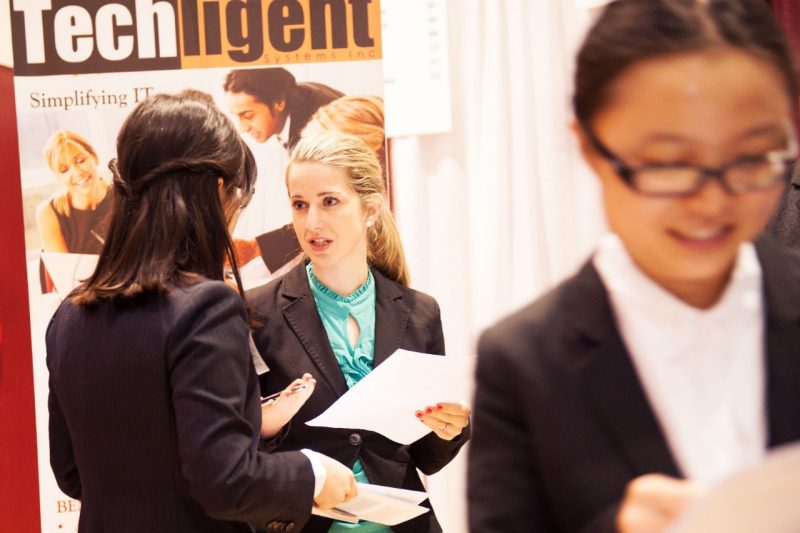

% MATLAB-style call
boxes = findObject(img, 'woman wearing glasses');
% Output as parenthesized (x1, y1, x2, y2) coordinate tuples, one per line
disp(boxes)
(468, 1, 800, 532)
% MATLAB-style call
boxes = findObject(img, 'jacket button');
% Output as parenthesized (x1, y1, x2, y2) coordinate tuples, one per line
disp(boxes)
(348, 432, 362, 446)
(285, 522, 296, 531)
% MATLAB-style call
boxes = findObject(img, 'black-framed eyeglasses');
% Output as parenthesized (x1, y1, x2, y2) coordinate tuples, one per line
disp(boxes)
(583, 123, 798, 197)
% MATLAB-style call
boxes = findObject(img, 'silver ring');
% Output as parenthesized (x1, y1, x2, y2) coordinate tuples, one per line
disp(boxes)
(441, 422, 449, 432)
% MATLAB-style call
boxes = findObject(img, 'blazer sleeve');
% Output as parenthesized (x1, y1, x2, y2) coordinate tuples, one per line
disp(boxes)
(167, 283, 315, 527)
(467, 327, 554, 533)
(408, 298, 471, 475)
(46, 317, 82, 500)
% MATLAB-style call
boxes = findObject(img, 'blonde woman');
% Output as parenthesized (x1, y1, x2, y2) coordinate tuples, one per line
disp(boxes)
(234, 96, 387, 270)
(36, 131, 112, 254)
(249, 131, 470, 533)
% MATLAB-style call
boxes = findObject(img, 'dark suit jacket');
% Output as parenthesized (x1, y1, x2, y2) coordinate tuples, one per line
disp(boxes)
(286, 82, 344, 149)
(47, 280, 316, 533)
(248, 262, 470, 533)
(468, 238, 800, 533)
(766, 164, 800, 248)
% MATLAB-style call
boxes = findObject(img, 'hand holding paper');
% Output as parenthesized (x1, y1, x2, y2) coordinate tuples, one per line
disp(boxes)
(312, 483, 429, 526)
(415, 401, 472, 441)
(306, 349, 476, 444)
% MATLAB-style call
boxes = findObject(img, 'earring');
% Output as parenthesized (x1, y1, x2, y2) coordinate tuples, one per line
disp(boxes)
(366, 220, 373, 228)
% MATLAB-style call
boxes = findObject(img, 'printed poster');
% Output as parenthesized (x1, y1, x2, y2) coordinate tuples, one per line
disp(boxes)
(9, 1, 385, 530)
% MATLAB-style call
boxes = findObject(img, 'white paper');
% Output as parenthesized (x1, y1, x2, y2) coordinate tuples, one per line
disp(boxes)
(356, 483, 428, 505)
(312, 483, 429, 526)
(671, 442, 800, 533)
(41, 252, 99, 296)
(306, 349, 475, 444)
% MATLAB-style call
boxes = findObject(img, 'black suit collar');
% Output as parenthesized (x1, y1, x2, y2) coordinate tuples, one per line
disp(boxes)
(372, 270, 409, 368)
(278, 262, 410, 396)
(565, 260, 682, 478)
(566, 239, 800, 478)
(279, 263, 348, 395)
(755, 238, 800, 447)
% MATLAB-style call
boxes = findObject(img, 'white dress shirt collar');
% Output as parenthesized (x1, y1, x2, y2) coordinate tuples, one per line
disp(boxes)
(593, 233, 767, 484)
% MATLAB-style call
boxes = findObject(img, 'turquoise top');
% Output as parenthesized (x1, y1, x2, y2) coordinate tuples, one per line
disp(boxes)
(307, 264, 392, 533)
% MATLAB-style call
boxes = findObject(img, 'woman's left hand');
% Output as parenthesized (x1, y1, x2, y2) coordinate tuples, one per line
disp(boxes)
(415, 402, 471, 441)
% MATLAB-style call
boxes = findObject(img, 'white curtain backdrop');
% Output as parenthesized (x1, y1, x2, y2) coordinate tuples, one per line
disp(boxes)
(389, 1, 607, 531)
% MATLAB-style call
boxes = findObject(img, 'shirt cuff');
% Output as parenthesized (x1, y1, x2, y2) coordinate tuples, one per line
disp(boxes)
(300, 449, 328, 498)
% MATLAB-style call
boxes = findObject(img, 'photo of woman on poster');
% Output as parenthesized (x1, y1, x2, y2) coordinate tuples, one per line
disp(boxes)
(35, 130, 112, 292)
(36, 130, 112, 254)
(302, 95, 387, 174)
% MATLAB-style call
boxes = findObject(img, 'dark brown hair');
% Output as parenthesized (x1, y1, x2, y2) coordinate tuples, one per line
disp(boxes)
(574, 0, 797, 126)
(72, 90, 256, 304)
(223, 67, 297, 106)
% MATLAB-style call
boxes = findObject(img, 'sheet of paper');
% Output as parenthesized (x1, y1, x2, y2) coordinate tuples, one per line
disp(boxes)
(671, 442, 800, 532)
(312, 483, 429, 526)
(306, 349, 476, 444)
(357, 483, 428, 505)
(41, 252, 99, 296)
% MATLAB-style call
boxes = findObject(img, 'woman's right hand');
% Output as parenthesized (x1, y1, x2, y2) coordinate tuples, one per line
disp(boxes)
(315, 455, 358, 509)
(616, 474, 706, 533)
(260, 373, 316, 439)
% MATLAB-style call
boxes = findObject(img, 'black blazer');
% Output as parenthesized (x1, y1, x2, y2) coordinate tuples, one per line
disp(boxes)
(286, 82, 344, 149)
(47, 280, 316, 533)
(248, 262, 470, 533)
(467, 238, 800, 533)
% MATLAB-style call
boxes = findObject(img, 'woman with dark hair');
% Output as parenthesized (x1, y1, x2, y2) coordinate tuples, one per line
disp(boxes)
(46, 91, 357, 532)
(468, 1, 800, 532)
(248, 131, 471, 533)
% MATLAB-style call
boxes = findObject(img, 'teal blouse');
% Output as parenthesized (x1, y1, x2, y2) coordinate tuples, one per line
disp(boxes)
(307, 264, 392, 533)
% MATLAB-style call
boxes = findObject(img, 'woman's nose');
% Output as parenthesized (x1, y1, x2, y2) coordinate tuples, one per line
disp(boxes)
(306, 205, 323, 229)
(69, 163, 83, 179)
(683, 175, 731, 218)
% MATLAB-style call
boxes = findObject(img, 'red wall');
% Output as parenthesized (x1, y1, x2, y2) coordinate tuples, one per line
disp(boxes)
(0, 65, 41, 531)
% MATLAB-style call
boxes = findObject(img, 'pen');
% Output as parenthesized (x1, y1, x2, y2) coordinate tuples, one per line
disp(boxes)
(260, 384, 307, 404)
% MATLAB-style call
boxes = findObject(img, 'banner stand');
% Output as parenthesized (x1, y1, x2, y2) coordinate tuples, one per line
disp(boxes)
(0, 64, 41, 531)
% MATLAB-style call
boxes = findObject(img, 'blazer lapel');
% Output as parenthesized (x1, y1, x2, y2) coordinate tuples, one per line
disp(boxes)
(569, 261, 682, 478)
(372, 270, 410, 368)
(756, 239, 800, 447)
(279, 264, 349, 396)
